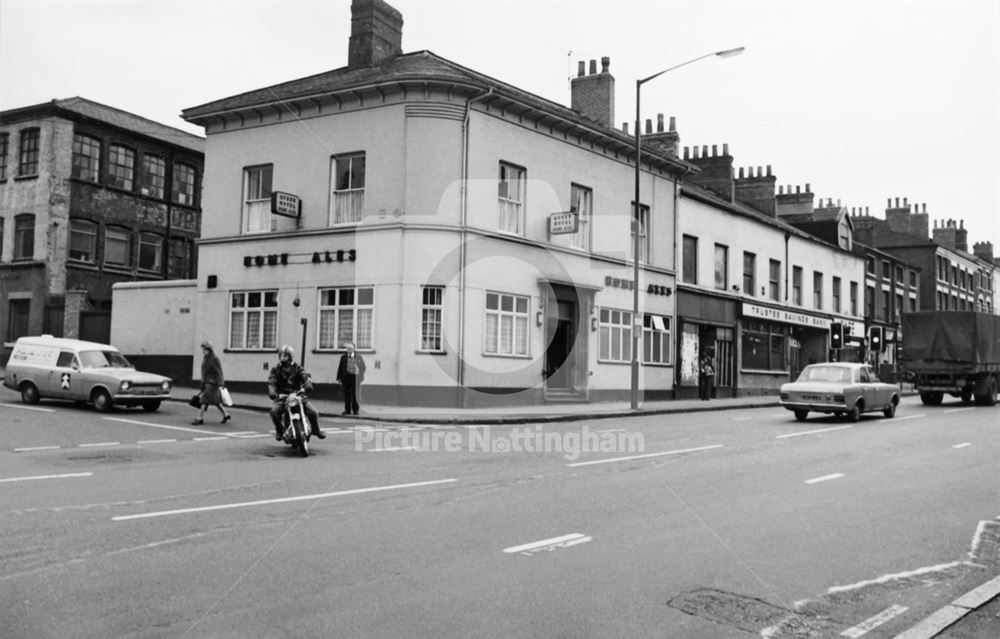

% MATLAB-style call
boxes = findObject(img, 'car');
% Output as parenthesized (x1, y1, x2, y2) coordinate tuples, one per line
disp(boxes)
(779, 362, 900, 422)
(2, 335, 172, 412)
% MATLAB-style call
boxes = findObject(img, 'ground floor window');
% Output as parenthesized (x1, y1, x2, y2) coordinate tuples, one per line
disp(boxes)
(484, 291, 529, 356)
(741, 320, 788, 371)
(229, 290, 278, 350)
(598, 307, 632, 363)
(319, 287, 374, 350)
(642, 314, 670, 365)
(420, 286, 444, 352)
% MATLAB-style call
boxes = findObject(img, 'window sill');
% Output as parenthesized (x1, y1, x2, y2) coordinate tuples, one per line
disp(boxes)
(14, 174, 39, 182)
(482, 352, 531, 360)
(415, 349, 447, 356)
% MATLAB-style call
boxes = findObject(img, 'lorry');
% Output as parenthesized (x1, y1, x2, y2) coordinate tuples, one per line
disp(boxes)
(900, 311, 1000, 407)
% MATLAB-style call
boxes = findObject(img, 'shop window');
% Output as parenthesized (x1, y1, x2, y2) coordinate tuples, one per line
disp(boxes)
(741, 320, 787, 371)
(318, 287, 374, 350)
(420, 286, 444, 352)
(332, 153, 366, 225)
(229, 290, 279, 350)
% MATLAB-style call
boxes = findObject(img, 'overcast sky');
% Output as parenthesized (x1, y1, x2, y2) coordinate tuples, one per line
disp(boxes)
(2, 0, 998, 250)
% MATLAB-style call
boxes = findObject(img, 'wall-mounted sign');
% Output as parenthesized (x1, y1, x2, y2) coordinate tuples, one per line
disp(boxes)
(271, 191, 301, 218)
(243, 249, 358, 267)
(548, 211, 578, 235)
(741, 302, 857, 331)
(604, 276, 672, 296)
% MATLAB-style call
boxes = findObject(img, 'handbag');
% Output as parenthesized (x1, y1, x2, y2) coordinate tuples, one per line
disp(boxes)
(188, 393, 202, 408)
(220, 386, 233, 407)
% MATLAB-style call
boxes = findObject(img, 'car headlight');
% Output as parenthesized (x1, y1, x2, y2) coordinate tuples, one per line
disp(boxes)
(161, 381, 171, 392)
(120, 381, 132, 392)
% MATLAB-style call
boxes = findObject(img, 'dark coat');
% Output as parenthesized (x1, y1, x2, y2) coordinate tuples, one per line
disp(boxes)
(336, 352, 366, 383)
(200, 352, 225, 405)
(267, 361, 313, 399)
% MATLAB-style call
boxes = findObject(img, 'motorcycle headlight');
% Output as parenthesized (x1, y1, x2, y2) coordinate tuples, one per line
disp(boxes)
(120, 381, 132, 392)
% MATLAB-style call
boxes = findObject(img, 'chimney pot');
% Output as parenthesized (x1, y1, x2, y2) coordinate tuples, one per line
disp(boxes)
(738, 167, 745, 179)
(766, 165, 772, 176)
(577, 61, 585, 77)
(657, 113, 664, 132)
(683, 146, 689, 159)
(722, 142, 728, 155)
(645, 119, 652, 134)
(589, 59, 597, 74)
(712, 144, 718, 157)
(669, 116, 676, 132)
(601, 56, 610, 73)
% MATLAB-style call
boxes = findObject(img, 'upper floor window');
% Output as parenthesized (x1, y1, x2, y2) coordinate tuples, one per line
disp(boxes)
(168, 237, 193, 279)
(18, 128, 40, 177)
(865, 256, 875, 275)
(0, 217, 4, 260)
(104, 226, 131, 267)
(832, 276, 842, 313)
(0, 132, 8, 180)
(331, 153, 366, 225)
(71, 134, 101, 182)
(319, 286, 375, 350)
(13, 213, 34, 260)
(498, 162, 525, 235)
(742, 252, 756, 297)
(682, 235, 697, 284)
(714, 244, 728, 290)
(108, 144, 135, 191)
(141, 154, 166, 199)
(171, 162, 197, 206)
(420, 286, 444, 353)
(631, 203, 650, 264)
(68, 219, 98, 263)
(768, 259, 781, 301)
(485, 291, 529, 356)
(243, 164, 273, 233)
(229, 290, 278, 350)
(881, 261, 890, 279)
(792, 266, 803, 305)
(813, 271, 823, 309)
(569, 183, 591, 250)
(138, 233, 162, 272)
(850, 282, 859, 315)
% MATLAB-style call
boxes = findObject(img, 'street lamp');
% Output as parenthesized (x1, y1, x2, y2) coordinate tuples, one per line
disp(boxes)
(631, 46, 745, 410)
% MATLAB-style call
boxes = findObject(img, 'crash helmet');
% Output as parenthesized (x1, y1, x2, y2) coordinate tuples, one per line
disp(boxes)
(278, 344, 294, 362)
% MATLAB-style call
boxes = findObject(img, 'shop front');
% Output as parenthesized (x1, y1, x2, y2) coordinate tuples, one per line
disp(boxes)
(675, 291, 738, 399)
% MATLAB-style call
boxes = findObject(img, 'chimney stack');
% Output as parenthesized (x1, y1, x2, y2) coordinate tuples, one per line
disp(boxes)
(571, 56, 615, 128)
(642, 113, 680, 157)
(348, 0, 403, 69)
(734, 164, 777, 216)
(682, 142, 733, 200)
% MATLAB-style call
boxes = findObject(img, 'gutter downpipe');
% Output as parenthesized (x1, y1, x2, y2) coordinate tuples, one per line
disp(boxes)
(458, 87, 494, 406)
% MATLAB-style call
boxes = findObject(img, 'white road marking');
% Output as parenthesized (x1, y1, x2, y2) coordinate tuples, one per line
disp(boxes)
(777, 425, 853, 439)
(597, 428, 628, 433)
(14, 446, 61, 452)
(839, 604, 908, 637)
(953, 442, 972, 449)
(876, 414, 924, 423)
(1, 472, 93, 483)
(370, 446, 417, 452)
(112, 477, 458, 521)
(1, 403, 56, 412)
(805, 473, 844, 484)
(105, 417, 239, 437)
(943, 407, 976, 414)
(827, 561, 962, 595)
(732, 416, 755, 422)
(193, 437, 227, 442)
(566, 444, 723, 467)
(503, 533, 592, 554)
(138, 439, 177, 444)
(79, 442, 119, 448)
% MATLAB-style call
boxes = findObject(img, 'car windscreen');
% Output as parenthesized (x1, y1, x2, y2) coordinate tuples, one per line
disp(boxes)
(78, 350, 133, 369)
(797, 366, 852, 383)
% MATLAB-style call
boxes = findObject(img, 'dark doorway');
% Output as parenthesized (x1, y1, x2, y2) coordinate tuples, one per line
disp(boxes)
(80, 311, 111, 344)
(545, 300, 577, 390)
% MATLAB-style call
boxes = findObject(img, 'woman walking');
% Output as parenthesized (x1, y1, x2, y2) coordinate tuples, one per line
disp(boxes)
(194, 341, 231, 424)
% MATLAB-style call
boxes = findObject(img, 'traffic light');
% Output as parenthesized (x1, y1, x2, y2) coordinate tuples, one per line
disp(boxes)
(830, 322, 844, 349)
(869, 326, 884, 351)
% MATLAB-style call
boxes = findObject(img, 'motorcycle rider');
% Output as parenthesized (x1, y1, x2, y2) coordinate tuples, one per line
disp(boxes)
(267, 345, 325, 441)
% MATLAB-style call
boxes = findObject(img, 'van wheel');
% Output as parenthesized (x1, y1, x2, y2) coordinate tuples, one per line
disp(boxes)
(20, 383, 40, 404)
(793, 410, 808, 422)
(92, 389, 113, 412)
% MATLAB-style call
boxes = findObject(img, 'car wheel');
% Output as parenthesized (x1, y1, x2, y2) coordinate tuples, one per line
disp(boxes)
(92, 389, 114, 413)
(793, 410, 808, 422)
(846, 403, 861, 422)
(960, 390, 973, 404)
(142, 400, 161, 412)
(20, 383, 40, 404)
(883, 397, 898, 418)
(920, 391, 943, 406)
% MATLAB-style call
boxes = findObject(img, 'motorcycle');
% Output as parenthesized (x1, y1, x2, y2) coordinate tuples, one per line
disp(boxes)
(278, 389, 312, 457)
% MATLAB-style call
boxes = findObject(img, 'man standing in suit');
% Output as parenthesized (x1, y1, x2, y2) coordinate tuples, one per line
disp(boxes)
(336, 342, 366, 415)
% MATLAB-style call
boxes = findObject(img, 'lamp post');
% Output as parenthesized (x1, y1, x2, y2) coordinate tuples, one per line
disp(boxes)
(631, 46, 745, 410)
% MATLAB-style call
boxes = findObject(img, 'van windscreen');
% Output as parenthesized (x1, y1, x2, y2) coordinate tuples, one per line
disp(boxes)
(79, 350, 132, 369)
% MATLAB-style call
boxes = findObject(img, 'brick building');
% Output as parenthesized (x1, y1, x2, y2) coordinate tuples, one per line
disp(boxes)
(0, 98, 204, 352)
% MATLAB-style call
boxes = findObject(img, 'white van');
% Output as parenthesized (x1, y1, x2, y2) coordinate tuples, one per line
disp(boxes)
(3, 335, 172, 411)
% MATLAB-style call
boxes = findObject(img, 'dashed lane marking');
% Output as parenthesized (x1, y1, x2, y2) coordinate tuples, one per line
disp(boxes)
(566, 444, 723, 467)
(876, 414, 925, 423)
(777, 425, 853, 439)
(1, 472, 93, 483)
(943, 407, 976, 414)
(111, 477, 459, 521)
(137, 439, 177, 445)
(805, 473, 844, 484)
(1, 403, 56, 412)
(79, 442, 119, 448)
(13, 446, 61, 452)
(503, 533, 593, 555)
(953, 442, 972, 449)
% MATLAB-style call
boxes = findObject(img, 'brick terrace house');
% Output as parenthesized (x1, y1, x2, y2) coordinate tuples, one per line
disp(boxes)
(0, 98, 204, 357)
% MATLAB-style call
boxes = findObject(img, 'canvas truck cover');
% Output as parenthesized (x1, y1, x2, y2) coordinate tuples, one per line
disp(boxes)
(901, 311, 1000, 368)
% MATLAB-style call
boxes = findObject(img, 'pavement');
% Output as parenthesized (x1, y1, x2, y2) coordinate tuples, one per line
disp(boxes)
(183, 386, 785, 425)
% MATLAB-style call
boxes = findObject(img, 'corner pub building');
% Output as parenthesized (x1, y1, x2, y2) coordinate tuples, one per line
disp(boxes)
(175, 0, 686, 407)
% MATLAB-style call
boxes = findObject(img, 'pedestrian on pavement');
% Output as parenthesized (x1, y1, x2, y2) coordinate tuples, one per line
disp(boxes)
(699, 353, 716, 401)
(336, 342, 366, 415)
(267, 345, 324, 440)
(194, 341, 231, 424)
